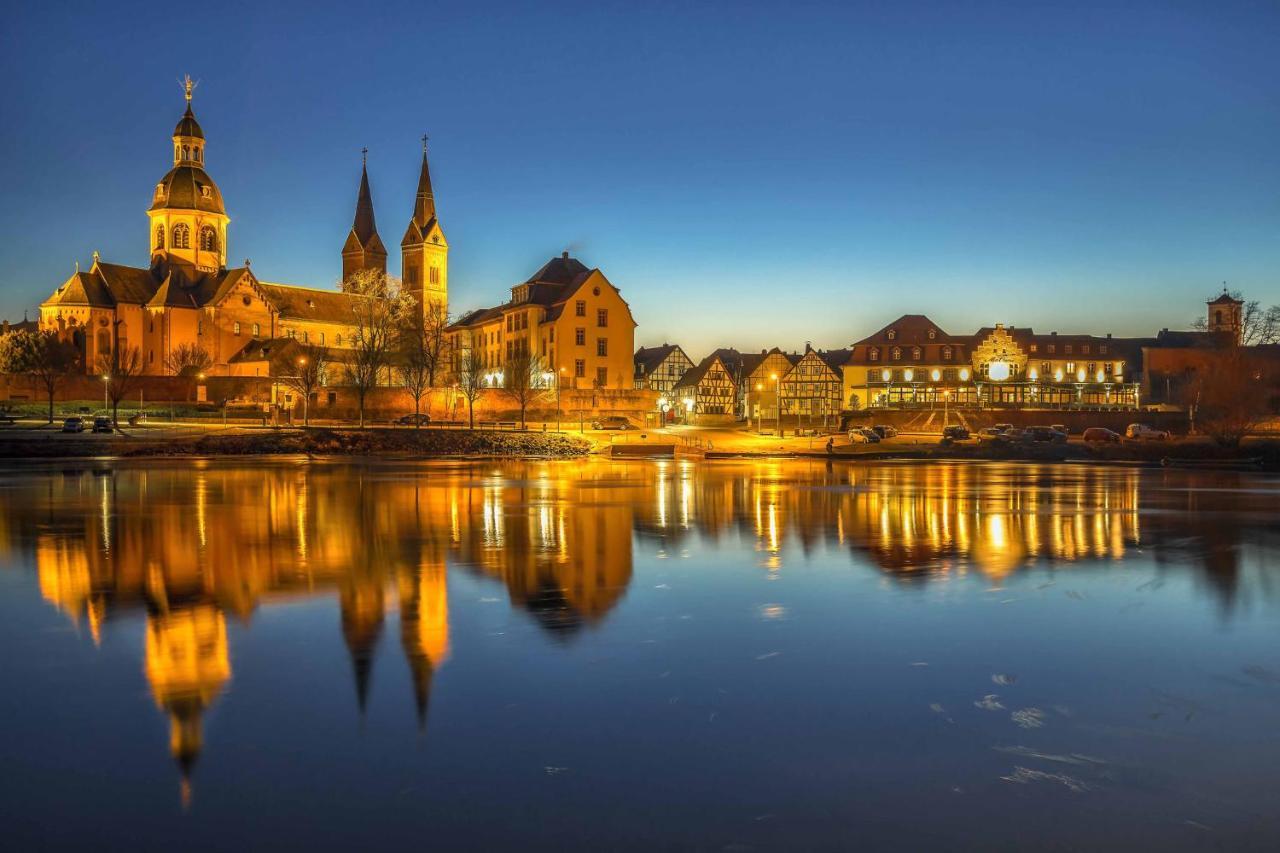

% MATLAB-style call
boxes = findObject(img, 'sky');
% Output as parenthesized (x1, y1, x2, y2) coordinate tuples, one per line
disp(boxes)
(1, 0, 1277, 354)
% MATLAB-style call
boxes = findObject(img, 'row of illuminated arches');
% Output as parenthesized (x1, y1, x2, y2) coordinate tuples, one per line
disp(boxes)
(155, 224, 218, 252)
(175, 144, 203, 163)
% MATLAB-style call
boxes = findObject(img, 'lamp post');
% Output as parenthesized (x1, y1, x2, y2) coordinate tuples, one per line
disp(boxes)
(101, 374, 109, 415)
(683, 397, 695, 426)
(754, 382, 763, 432)
(771, 372, 780, 437)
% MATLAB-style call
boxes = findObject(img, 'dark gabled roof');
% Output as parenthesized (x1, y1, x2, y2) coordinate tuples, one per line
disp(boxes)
(817, 348, 852, 371)
(258, 283, 359, 324)
(854, 314, 963, 347)
(974, 326, 1120, 350)
(228, 337, 346, 370)
(634, 344, 679, 373)
(1208, 291, 1242, 306)
(0, 318, 38, 335)
(45, 270, 115, 308)
(97, 262, 165, 304)
(450, 255, 634, 331)
(407, 148, 436, 235)
(527, 253, 591, 287)
(673, 352, 729, 391)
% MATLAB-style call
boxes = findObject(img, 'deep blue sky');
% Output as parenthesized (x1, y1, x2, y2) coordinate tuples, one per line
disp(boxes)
(1, 0, 1277, 353)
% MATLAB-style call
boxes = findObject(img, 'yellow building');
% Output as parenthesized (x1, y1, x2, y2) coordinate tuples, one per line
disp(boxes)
(447, 253, 637, 390)
(37, 80, 448, 377)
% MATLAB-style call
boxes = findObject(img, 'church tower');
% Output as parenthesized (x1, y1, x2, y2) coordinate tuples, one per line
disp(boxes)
(341, 150, 388, 281)
(400, 137, 448, 317)
(1207, 289, 1244, 345)
(148, 76, 229, 274)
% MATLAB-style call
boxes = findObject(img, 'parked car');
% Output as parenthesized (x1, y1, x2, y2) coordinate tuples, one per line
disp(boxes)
(396, 413, 432, 426)
(92, 416, 112, 434)
(941, 425, 970, 441)
(1126, 423, 1170, 441)
(1025, 425, 1068, 444)
(848, 427, 881, 444)
(61, 417, 84, 433)
(1051, 424, 1068, 435)
(592, 416, 633, 430)
(1083, 427, 1121, 443)
(1002, 427, 1027, 443)
(977, 426, 1006, 441)
(870, 425, 898, 439)
(993, 423, 1014, 433)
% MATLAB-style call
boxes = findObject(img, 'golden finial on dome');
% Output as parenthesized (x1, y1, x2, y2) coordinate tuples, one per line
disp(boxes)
(179, 74, 199, 103)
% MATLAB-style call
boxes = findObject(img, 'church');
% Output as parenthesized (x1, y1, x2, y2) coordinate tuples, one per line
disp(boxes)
(38, 77, 448, 377)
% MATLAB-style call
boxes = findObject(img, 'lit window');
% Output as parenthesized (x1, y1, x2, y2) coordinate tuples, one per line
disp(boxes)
(155, 225, 165, 250)
(199, 226, 218, 252)
(868, 347, 879, 362)
(891, 347, 901, 361)
(233, 321, 241, 336)
(252, 323, 260, 336)
(172, 223, 190, 249)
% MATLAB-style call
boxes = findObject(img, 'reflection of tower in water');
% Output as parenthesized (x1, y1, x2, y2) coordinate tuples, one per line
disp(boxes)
(399, 561, 450, 731)
(143, 602, 231, 809)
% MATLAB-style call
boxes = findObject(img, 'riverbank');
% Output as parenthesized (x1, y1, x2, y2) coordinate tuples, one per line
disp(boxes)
(0, 426, 593, 459)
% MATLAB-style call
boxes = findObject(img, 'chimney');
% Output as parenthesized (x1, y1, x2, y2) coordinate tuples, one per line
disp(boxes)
(1051, 331, 1057, 337)
(562, 251, 569, 260)
(1106, 333, 1112, 339)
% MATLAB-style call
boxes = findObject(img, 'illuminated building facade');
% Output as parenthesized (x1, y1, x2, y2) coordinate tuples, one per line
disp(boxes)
(36, 79, 447, 377)
(447, 253, 638, 390)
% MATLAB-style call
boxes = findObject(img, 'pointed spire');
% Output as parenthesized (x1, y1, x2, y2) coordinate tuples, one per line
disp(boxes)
(412, 136, 436, 230)
(353, 153, 378, 245)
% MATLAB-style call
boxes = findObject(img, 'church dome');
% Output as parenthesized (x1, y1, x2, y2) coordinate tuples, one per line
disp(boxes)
(150, 165, 225, 215)
(174, 104, 204, 140)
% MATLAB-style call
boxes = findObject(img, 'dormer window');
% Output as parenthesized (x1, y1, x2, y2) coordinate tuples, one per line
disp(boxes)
(891, 347, 902, 361)
(868, 347, 879, 362)
(200, 186, 212, 199)
(307, 299, 315, 309)
(155, 183, 165, 198)
(911, 347, 922, 360)
(887, 330, 896, 341)
(928, 329, 936, 340)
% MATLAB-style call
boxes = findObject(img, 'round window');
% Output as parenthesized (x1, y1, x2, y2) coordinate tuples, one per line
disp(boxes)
(242, 296, 252, 307)
(593, 286, 600, 296)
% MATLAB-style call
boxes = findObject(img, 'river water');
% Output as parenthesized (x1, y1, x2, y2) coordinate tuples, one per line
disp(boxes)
(0, 458, 1277, 851)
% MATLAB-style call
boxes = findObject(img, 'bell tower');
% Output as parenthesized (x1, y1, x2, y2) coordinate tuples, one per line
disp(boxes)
(400, 136, 448, 318)
(1207, 288, 1244, 346)
(148, 76, 229, 274)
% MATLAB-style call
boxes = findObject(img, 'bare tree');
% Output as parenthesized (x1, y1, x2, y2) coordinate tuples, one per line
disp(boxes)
(501, 352, 549, 429)
(341, 269, 415, 427)
(397, 307, 450, 427)
(282, 344, 327, 427)
(0, 329, 78, 423)
(1184, 347, 1278, 447)
(455, 347, 485, 430)
(164, 342, 213, 376)
(1191, 293, 1280, 346)
(97, 346, 144, 427)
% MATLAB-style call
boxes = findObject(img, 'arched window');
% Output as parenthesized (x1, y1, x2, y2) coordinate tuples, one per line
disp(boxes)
(154, 226, 165, 250)
(252, 322, 260, 336)
(868, 347, 879, 362)
(911, 347, 922, 361)
(943, 346, 953, 360)
(172, 223, 190, 248)
(891, 347, 902, 361)
(182, 145, 189, 161)
(1215, 310, 1222, 325)
(199, 226, 218, 252)
(887, 330, 896, 341)
(233, 321, 241, 336)
(319, 332, 325, 345)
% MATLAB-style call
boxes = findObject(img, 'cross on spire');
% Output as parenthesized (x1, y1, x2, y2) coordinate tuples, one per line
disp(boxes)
(362, 146, 368, 166)
(421, 134, 429, 153)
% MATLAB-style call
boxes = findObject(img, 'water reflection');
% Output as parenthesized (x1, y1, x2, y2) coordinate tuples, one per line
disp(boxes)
(1, 458, 1277, 810)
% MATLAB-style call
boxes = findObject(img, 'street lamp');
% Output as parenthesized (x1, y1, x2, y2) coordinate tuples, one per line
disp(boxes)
(770, 372, 780, 437)
(755, 382, 763, 432)
(683, 396, 695, 426)
(542, 370, 559, 430)
(101, 374, 109, 416)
